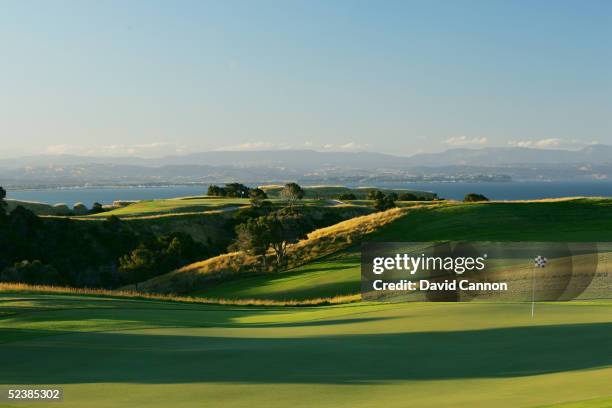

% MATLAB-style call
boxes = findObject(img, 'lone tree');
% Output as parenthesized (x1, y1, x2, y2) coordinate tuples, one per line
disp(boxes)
(233, 209, 311, 269)
(266, 209, 311, 267)
(463, 193, 489, 202)
(234, 217, 272, 270)
(280, 183, 304, 206)
(249, 188, 268, 208)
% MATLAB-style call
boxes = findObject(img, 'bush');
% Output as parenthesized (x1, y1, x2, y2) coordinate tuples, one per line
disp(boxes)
(0, 260, 62, 285)
(73, 202, 89, 215)
(90, 202, 105, 214)
(118, 233, 207, 285)
(464, 193, 489, 202)
(53, 203, 71, 215)
(374, 194, 396, 211)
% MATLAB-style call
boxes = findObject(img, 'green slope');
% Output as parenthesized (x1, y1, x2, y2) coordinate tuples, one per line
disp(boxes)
(0, 293, 610, 407)
(193, 199, 612, 301)
(85, 197, 250, 218)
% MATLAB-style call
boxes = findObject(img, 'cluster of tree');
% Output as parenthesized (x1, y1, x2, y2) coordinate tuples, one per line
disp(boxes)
(52, 201, 108, 216)
(233, 208, 313, 270)
(0, 186, 211, 288)
(118, 232, 207, 285)
(207, 183, 251, 198)
(208, 182, 306, 208)
(463, 193, 489, 202)
(367, 190, 397, 211)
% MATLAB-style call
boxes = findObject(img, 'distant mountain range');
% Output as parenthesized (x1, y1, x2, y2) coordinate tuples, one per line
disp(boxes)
(1, 145, 612, 187)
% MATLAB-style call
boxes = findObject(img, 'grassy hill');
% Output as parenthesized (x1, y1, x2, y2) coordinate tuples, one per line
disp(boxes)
(0, 290, 610, 407)
(5, 199, 62, 215)
(84, 196, 251, 218)
(185, 198, 612, 301)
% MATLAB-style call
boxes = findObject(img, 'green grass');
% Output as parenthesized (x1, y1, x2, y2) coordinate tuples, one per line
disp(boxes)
(0, 293, 610, 407)
(194, 248, 361, 300)
(5, 199, 59, 215)
(85, 197, 251, 218)
(191, 199, 612, 301)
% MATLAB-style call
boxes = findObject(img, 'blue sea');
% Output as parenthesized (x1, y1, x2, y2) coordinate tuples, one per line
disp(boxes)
(5, 181, 612, 206)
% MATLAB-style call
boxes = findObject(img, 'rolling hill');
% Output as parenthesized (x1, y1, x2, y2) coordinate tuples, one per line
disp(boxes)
(155, 198, 612, 300)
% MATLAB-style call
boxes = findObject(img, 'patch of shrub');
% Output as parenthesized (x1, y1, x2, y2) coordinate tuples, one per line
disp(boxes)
(464, 193, 489, 202)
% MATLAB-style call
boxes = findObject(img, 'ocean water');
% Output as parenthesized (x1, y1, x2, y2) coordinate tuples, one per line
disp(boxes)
(5, 186, 210, 206)
(5, 181, 612, 206)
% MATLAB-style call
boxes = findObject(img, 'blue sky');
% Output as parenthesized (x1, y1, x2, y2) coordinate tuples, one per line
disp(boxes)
(1, 0, 610, 157)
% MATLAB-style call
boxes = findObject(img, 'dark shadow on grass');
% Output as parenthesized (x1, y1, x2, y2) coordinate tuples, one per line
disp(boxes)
(0, 322, 610, 385)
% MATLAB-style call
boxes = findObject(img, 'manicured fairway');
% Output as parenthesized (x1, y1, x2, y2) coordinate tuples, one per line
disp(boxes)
(0, 293, 610, 408)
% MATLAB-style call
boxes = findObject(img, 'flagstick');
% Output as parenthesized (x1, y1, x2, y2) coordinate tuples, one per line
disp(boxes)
(531, 265, 536, 318)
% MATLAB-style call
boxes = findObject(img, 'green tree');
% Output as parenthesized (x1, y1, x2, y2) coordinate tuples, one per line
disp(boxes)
(373, 193, 396, 211)
(224, 183, 250, 198)
(266, 209, 311, 267)
(118, 233, 205, 284)
(249, 188, 269, 208)
(464, 193, 489, 202)
(367, 190, 384, 201)
(90, 202, 105, 214)
(234, 217, 272, 270)
(0, 260, 61, 285)
(280, 183, 304, 206)
(207, 185, 226, 197)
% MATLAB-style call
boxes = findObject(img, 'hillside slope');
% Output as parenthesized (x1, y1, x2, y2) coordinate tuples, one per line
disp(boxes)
(132, 206, 413, 293)
(190, 199, 612, 301)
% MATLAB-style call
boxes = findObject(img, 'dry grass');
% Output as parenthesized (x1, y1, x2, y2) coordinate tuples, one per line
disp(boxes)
(0, 282, 360, 307)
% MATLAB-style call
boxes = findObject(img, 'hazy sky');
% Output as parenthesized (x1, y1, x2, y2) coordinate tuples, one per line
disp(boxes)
(1, 0, 611, 158)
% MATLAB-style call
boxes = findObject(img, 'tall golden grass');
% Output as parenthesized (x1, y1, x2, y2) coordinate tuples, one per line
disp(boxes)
(0, 282, 360, 307)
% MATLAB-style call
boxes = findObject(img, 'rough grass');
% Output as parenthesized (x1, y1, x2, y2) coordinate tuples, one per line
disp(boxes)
(0, 283, 359, 306)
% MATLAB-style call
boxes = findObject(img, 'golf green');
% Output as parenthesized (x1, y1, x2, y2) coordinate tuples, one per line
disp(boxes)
(1, 294, 610, 407)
